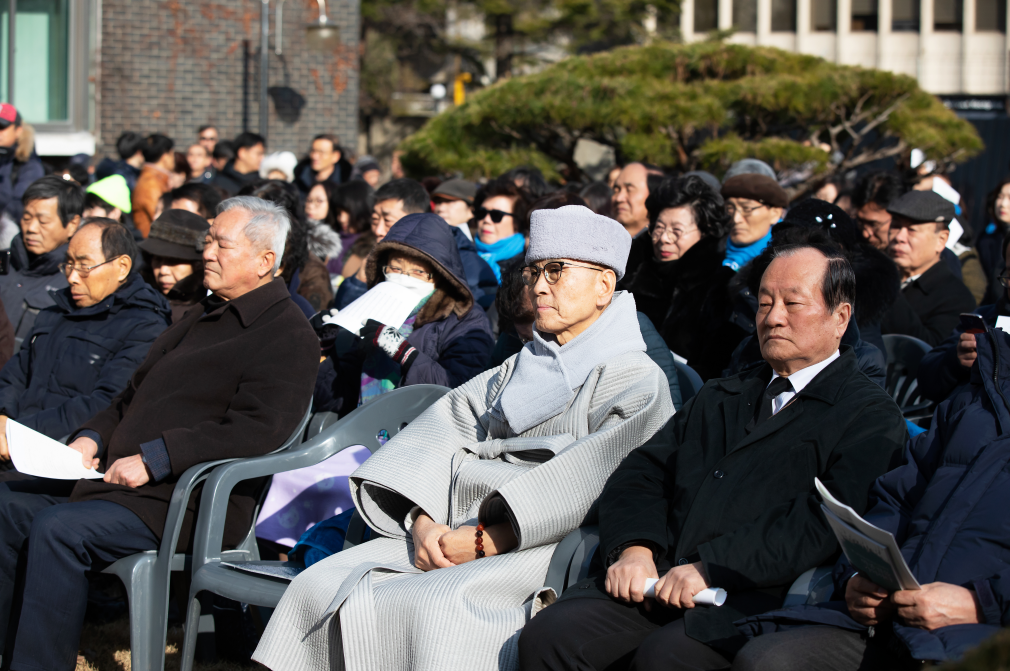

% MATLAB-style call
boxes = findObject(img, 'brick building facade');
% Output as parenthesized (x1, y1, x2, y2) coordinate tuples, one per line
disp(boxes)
(96, 0, 359, 158)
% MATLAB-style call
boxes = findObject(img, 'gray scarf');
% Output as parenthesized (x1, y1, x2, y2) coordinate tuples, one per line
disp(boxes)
(499, 291, 646, 434)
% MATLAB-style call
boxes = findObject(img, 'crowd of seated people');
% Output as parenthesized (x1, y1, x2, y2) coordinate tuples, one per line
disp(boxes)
(3, 129, 1010, 671)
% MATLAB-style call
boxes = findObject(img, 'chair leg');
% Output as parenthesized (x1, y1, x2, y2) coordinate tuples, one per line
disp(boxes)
(104, 555, 170, 671)
(179, 591, 202, 671)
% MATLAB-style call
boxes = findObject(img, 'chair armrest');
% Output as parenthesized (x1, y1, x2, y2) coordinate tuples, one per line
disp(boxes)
(544, 525, 600, 597)
(189, 385, 451, 571)
(157, 458, 235, 565)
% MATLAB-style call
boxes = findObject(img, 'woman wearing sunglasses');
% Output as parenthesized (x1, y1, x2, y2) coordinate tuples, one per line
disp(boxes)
(474, 177, 530, 282)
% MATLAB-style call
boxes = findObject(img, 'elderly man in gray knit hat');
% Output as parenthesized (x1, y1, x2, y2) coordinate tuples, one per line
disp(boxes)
(254, 205, 674, 671)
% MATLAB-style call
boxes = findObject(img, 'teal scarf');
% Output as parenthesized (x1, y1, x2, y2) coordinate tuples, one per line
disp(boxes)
(722, 229, 772, 272)
(476, 233, 526, 282)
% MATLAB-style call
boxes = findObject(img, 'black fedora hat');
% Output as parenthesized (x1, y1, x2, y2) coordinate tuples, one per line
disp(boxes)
(138, 209, 210, 261)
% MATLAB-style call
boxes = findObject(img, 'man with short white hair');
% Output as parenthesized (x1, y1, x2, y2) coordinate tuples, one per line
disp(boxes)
(0, 196, 319, 670)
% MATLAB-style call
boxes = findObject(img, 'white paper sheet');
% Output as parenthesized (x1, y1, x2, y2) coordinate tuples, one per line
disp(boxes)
(6, 420, 104, 480)
(642, 580, 727, 606)
(996, 316, 1010, 333)
(332, 282, 424, 336)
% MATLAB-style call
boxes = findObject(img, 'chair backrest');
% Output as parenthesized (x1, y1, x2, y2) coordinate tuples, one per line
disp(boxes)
(882, 334, 932, 410)
(189, 384, 451, 571)
(672, 355, 705, 404)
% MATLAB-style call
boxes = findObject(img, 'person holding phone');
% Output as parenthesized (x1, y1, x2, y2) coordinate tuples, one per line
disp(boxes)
(918, 230, 1010, 403)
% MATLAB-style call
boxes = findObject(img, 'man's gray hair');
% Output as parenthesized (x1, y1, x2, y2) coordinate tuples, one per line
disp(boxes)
(217, 196, 289, 272)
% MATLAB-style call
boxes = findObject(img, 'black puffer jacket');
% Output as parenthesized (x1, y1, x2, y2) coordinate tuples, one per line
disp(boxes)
(0, 273, 171, 439)
(0, 234, 69, 348)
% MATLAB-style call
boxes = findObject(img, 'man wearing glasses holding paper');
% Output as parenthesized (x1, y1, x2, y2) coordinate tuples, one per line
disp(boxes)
(0, 196, 318, 671)
(520, 243, 906, 671)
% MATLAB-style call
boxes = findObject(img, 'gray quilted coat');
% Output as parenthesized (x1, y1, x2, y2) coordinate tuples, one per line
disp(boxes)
(254, 348, 674, 671)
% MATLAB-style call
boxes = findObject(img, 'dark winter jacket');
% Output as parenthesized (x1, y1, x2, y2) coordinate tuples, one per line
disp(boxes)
(94, 158, 141, 191)
(295, 161, 352, 195)
(918, 296, 1009, 402)
(637, 312, 683, 411)
(318, 214, 494, 413)
(70, 279, 319, 549)
(0, 149, 44, 225)
(0, 297, 12, 370)
(881, 259, 977, 347)
(332, 275, 367, 310)
(654, 236, 737, 381)
(165, 272, 207, 324)
(450, 225, 499, 309)
(739, 327, 1010, 663)
(560, 347, 907, 656)
(0, 234, 69, 348)
(0, 273, 170, 439)
(211, 160, 261, 196)
(976, 221, 1006, 306)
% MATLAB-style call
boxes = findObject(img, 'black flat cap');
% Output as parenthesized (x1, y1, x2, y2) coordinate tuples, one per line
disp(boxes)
(886, 190, 955, 226)
(138, 209, 210, 261)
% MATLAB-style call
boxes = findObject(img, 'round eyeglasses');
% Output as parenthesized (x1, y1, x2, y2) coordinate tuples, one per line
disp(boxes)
(522, 261, 604, 286)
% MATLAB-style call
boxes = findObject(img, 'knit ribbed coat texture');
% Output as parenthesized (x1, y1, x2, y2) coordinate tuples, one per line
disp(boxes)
(254, 348, 674, 671)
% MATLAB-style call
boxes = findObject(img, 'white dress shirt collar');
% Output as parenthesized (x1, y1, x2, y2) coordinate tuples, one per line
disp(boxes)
(766, 349, 841, 415)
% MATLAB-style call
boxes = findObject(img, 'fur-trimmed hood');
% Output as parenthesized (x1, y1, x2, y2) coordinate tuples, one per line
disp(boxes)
(365, 213, 474, 328)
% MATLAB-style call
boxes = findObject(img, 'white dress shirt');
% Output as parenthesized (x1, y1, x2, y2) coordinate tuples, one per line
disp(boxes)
(766, 350, 840, 416)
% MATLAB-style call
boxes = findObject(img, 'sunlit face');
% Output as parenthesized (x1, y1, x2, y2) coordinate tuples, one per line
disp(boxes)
(433, 196, 473, 228)
(995, 184, 1010, 225)
(65, 225, 131, 308)
(202, 208, 275, 300)
(652, 206, 702, 262)
(726, 197, 782, 246)
(757, 249, 850, 376)
(22, 197, 78, 255)
(611, 163, 649, 231)
(526, 257, 614, 345)
(385, 254, 435, 284)
(372, 198, 409, 242)
(151, 255, 196, 295)
(305, 184, 329, 222)
(813, 182, 838, 203)
(477, 195, 516, 244)
(856, 202, 892, 251)
(187, 144, 212, 177)
(198, 128, 218, 153)
(237, 143, 265, 172)
(309, 139, 340, 173)
(887, 215, 948, 279)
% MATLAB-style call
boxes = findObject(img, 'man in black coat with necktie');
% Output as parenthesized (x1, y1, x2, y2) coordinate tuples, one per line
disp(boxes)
(519, 243, 908, 671)
(880, 191, 976, 346)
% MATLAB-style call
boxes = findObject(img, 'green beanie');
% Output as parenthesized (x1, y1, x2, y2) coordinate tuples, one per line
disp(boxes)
(86, 174, 132, 214)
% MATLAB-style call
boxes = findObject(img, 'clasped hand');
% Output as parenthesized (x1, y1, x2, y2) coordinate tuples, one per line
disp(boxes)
(410, 513, 518, 572)
(605, 545, 709, 610)
(66, 437, 149, 488)
(846, 575, 981, 631)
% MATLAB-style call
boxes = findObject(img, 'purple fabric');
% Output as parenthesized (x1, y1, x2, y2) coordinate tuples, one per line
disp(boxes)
(255, 445, 371, 547)
(326, 232, 362, 276)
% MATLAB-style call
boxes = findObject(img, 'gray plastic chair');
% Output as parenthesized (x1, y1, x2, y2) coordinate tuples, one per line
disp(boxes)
(178, 384, 451, 671)
(671, 354, 705, 404)
(100, 404, 312, 671)
(882, 334, 934, 422)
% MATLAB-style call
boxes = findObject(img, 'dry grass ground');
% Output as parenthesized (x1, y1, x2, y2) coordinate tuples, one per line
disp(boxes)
(74, 618, 268, 671)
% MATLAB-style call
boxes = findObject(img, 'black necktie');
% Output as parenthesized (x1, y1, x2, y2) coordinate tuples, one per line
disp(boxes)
(755, 376, 794, 426)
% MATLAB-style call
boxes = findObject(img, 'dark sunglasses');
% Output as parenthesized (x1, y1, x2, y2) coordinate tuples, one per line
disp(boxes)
(522, 261, 604, 286)
(476, 208, 513, 224)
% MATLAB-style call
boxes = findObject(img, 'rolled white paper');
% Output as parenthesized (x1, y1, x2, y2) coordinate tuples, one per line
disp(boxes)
(642, 579, 727, 607)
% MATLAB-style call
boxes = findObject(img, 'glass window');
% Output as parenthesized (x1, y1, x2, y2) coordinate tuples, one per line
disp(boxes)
(892, 0, 920, 31)
(695, 1, 718, 32)
(975, 0, 1005, 30)
(852, 0, 878, 30)
(934, 0, 963, 30)
(733, 0, 756, 31)
(771, 0, 796, 31)
(0, 0, 69, 123)
(812, 0, 837, 30)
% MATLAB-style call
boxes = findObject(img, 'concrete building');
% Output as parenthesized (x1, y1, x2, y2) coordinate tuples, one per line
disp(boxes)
(0, 0, 359, 160)
(680, 0, 1008, 95)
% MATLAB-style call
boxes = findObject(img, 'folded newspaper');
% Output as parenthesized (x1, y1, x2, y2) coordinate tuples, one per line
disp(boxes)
(815, 477, 920, 592)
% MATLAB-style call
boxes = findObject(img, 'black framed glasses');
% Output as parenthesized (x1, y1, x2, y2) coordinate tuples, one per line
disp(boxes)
(475, 208, 513, 224)
(999, 274, 1010, 288)
(58, 258, 119, 278)
(522, 261, 604, 286)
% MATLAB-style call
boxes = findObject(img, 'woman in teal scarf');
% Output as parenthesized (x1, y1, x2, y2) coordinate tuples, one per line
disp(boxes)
(474, 178, 530, 282)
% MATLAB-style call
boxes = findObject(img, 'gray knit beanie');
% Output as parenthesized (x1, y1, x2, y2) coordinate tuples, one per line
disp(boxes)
(525, 205, 632, 280)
